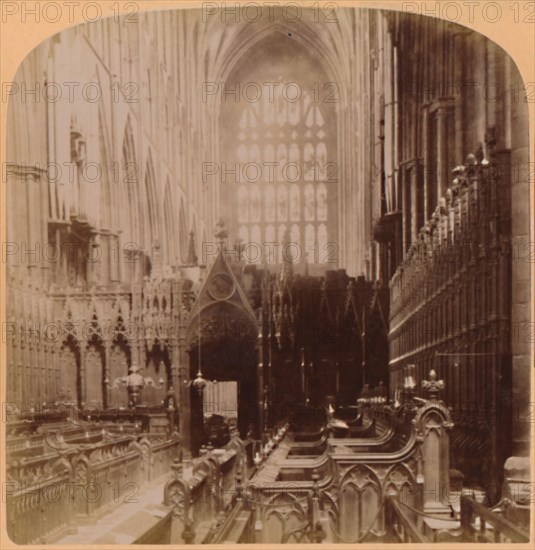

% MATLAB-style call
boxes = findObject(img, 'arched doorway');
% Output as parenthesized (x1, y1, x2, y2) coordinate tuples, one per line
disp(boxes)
(109, 335, 131, 409)
(85, 337, 105, 409)
(189, 333, 257, 449)
(187, 301, 258, 454)
(145, 344, 170, 407)
(58, 336, 80, 405)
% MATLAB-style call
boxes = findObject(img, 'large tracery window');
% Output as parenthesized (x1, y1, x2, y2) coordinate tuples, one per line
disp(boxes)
(234, 90, 330, 264)
(221, 35, 337, 269)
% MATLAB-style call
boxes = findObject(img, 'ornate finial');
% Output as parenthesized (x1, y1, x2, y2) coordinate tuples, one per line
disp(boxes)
(452, 164, 465, 177)
(398, 364, 417, 407)
(465, 153, 477, 166)
(465, 153, 477, 178)
(171, 458, 182, 476)
(214, 219, 228, 243)
(422, 369, 445, 400)
(403, 364, 416, 389)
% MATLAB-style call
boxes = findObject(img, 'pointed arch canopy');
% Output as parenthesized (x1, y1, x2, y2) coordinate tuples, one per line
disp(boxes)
(185, 247, 258, 350)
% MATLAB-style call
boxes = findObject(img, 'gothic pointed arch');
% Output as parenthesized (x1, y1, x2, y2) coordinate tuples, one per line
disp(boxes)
(143, 149, 160, 251)
(204, 19, 345, 94)
(185, 246, 258, 350)
(339, 464, 382, 540)
(98, 103, 112, 230)
(58, 333, 81, 405)
(121, 116, 138, 245)
(109, 314, 132, 409)
(84, 311, 105, 408)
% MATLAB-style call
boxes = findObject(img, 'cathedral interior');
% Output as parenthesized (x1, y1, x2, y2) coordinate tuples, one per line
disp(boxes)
(4, 6, 532, 545)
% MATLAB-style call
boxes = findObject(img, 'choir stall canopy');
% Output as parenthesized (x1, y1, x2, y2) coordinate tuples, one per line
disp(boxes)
(183, 223, 261, 455)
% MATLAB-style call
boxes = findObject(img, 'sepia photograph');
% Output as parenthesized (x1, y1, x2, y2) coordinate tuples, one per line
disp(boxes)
(1, 0, 533, 546)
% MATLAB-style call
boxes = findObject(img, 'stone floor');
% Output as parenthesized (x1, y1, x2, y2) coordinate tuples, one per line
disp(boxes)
(56, 475, 170, 544)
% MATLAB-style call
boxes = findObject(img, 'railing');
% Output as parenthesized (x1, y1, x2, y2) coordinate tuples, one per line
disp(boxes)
(6, 472, 73, 544)
(460, 495, 530, 543)
(385, 493, 429, 543)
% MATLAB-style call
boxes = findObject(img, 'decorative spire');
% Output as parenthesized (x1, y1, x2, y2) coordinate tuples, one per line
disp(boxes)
(186, 230, 198, 266)
(280, 227, 293, 281)
(151, 239, 162, 279)
(235, 238, 245, 262)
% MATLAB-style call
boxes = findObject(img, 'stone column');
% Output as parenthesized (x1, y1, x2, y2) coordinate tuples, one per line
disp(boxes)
(104, 340, 111, 409)
(508, 62, 531, 459)
(422, 104, 432, 220)
(453, 32, 466, 163)
(409, 161, 419, 243)
(178, 338, 192, 462)
(169, 340, 180, 398)
(436, 106, 449, 200)
(79, 344, 86, 408)
(25, 169, 40, 282)
(401, 168, 409, 254)
(257, 326, 264, 439)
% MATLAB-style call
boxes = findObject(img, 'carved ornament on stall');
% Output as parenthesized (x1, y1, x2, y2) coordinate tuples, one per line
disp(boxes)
(421, 369, 445, 401)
